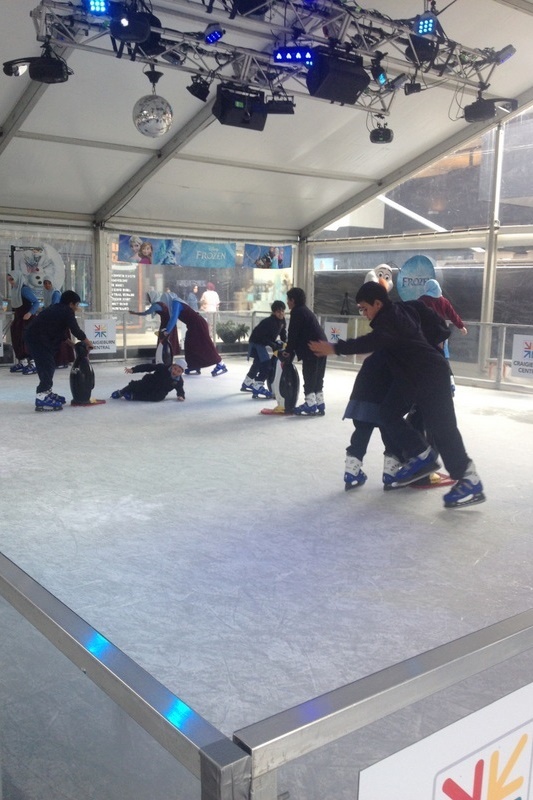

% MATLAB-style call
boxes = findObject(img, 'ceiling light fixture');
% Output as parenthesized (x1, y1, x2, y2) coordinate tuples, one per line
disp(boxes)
(204, 23, 225, 44)
(3, 41, 73, 84)
(370, 122, 393, 143)
(3, 58, 30, 77)
(132, 65, 173, 137)
(186, 75, 211, 102)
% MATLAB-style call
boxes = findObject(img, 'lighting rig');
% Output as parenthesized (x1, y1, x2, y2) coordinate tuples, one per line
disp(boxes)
(3, 0, 518, 134)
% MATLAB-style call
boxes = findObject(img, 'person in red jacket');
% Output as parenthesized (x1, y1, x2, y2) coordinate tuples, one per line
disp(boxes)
(419, 279, 467, 358)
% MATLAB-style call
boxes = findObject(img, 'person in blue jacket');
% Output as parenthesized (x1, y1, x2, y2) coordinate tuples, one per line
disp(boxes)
(7, 272, 40, 374)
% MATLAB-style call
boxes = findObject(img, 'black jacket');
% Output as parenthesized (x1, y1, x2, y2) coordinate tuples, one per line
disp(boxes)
(25, 303, 86, 349)
(287, 304, 326, 360)
(130, 363, 185, 401)
(249, 315, 286, 348)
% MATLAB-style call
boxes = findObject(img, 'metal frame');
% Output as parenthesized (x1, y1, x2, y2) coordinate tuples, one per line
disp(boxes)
(0, 552, 251, 800)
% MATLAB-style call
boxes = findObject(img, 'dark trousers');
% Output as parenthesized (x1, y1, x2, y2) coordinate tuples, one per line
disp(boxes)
(246, 345, 272, 383)
(347, 421, 398, 461)
(379, 371, 469, 480)
(26, 339, 56, 393)
(302, 355, 326, 396)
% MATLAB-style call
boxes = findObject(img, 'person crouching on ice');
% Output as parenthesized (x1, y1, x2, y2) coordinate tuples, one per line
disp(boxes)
(111, 358, 186, 402)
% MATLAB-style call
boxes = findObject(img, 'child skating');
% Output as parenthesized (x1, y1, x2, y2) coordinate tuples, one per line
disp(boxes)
(111, 359, 186, 402)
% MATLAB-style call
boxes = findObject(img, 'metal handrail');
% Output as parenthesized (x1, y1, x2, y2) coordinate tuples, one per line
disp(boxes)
(234, 609, 533, 779)
(0, 552, 251, 800)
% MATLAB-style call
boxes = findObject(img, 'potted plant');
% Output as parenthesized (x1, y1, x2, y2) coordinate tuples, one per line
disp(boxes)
(216, 320, 250, 344)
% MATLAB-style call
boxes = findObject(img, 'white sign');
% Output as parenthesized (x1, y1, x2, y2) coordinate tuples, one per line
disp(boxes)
(511, 335, 533, 379)
(359, 682, 533, 799)
(324, 320, 348, 345)
(84, 318, 117, 353)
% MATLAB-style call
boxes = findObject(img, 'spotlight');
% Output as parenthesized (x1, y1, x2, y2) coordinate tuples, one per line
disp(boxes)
(187, 75, 211, 102)
(405, 36, 438, 65)
(109, 10, 151, 43)
(265, 95, 295, 114)
(494, 44, 516, 64)
(161, 50, 184, 66)
(464, 96, 518, 123)
(371, 60, 387, 86)
(82, 0, 110, 14)
(3, 58, 30, 77)
(388, 73, 408, 91)
(204, 23, 225, 44)
(272, 46, 314, 67)
(306, 50, 370, 105)
(404, 81, 422, 95)
(370, 124, 393, 143)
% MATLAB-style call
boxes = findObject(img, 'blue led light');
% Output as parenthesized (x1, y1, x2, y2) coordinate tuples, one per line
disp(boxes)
(273, 47, 314, 67)
(165, 698, 195, 731)
(414, 13, 437, 36)
(85, 631, 111, 658)
(87, 0, 109, 14)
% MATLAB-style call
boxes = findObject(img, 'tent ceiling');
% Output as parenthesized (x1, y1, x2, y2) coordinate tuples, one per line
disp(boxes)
(1, 0, 533, 240)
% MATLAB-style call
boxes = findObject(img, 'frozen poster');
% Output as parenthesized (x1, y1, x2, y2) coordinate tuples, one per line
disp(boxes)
(243, 244, 292, 269)
(11, 245, 66, 290)
(117, 235, 181, 265)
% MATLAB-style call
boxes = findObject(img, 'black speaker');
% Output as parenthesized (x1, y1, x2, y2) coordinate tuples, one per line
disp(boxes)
(213, 85, 267, 131)
(306, 51, 370, 104)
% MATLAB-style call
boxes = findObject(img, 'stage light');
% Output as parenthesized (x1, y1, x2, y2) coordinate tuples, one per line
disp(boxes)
(272, 46, 314, 67)
(213, 84, 267, 130)
(371, 59, 387, 86)
(464, 96, 518, 123)
(3, 58, 30, 77)
(494, 44, 516, 64)
(186, 75, 211, 102)
(412, 12, 438, 37)
(405, 36, 438, 65)
(404, 81, 422, 95)
(110, 10, 151, 43)
(388, 73, 408, 91)
(204, 23, 225, 44)
(83, 0, 109, 14)
(265, 95, 295, 114)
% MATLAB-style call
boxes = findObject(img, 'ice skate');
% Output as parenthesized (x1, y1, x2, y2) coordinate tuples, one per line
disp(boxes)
(393, 448, 441, 487)
(22, 361, 37, 375)
(443, 461, 486, 508)
(293, 393, 318, 415)
(35, 391, 63, 412)
(9, 362, 24, 373)
(252, 383, 274, 400)
(185, 368, 201, 375)
(316, 391, 326, 416)
(344, 455, 367, 491)
(382, 453, 402, 491)
(111, 390, 124, 399)
(240, 378, 254, 392)
(211, 362, 228, 377)
(49, 391, 67, 404)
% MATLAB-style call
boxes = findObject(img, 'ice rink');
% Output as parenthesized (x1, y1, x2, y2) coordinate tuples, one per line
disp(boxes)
(1, 355, 532, 750)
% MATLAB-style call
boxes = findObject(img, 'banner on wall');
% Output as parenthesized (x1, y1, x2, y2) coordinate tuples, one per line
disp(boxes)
(511, 335, 533, 379)
(359, 682, 533, 799)
(396, 254, 435, 301)
(243, 243, 292, 269)
(180, 240, 236, 268)
(84, 319, 117, 353)
(117, 235, 180, 266)
(324, 320, 348, 344)
(11, 244, 66, 292)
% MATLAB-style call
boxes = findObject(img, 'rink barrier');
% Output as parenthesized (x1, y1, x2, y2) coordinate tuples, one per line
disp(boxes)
(0, 551, 251, 800)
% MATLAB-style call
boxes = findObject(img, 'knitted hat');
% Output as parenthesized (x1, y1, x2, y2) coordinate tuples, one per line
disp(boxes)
(173, 358, 187, 371)
(424, 279, 442, 298)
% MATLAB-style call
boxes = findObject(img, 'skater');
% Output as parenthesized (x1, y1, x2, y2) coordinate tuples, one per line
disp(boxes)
(7, 272, 40, 375)
(419, 279, 467, 358)
(43, 278, 72, 368)
(163, 299, 227, 377)
(24, 290, 93, 412)
(309, 281, 485, 508)
(111, 358, 186, 402)
(129, 292, 180, 360)
(284, 287, 327, 415)
(42, 278, 62, 307)
(241, 300, 286, 399)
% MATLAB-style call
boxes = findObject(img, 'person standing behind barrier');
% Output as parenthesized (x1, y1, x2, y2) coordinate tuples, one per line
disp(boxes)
(419, 279, 467, 357)
(187, 284, 199, 311)
(7, 272, 39, 374)
(284, 287, 327, 416)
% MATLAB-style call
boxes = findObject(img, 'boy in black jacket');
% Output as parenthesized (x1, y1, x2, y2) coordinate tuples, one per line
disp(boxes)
(309, 282, 485, 508)
(111, 359, 185, 402)
(285, 287, 328, 415)
(241, 300, 286, 399)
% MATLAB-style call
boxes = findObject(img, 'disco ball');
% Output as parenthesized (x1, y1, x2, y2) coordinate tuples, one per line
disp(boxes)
(132, 93, 173, 138)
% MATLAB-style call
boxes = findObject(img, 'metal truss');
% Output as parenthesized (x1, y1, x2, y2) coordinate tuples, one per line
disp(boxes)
(29, 0, 515, 117)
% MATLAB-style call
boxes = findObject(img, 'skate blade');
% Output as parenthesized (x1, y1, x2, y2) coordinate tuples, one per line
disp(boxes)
(391, 461, 441, 488)
(445, 491, 487, 509)
(409, 472, 455, 489)
(35, 406, 63, 412)
(345, 482, 364, 491)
